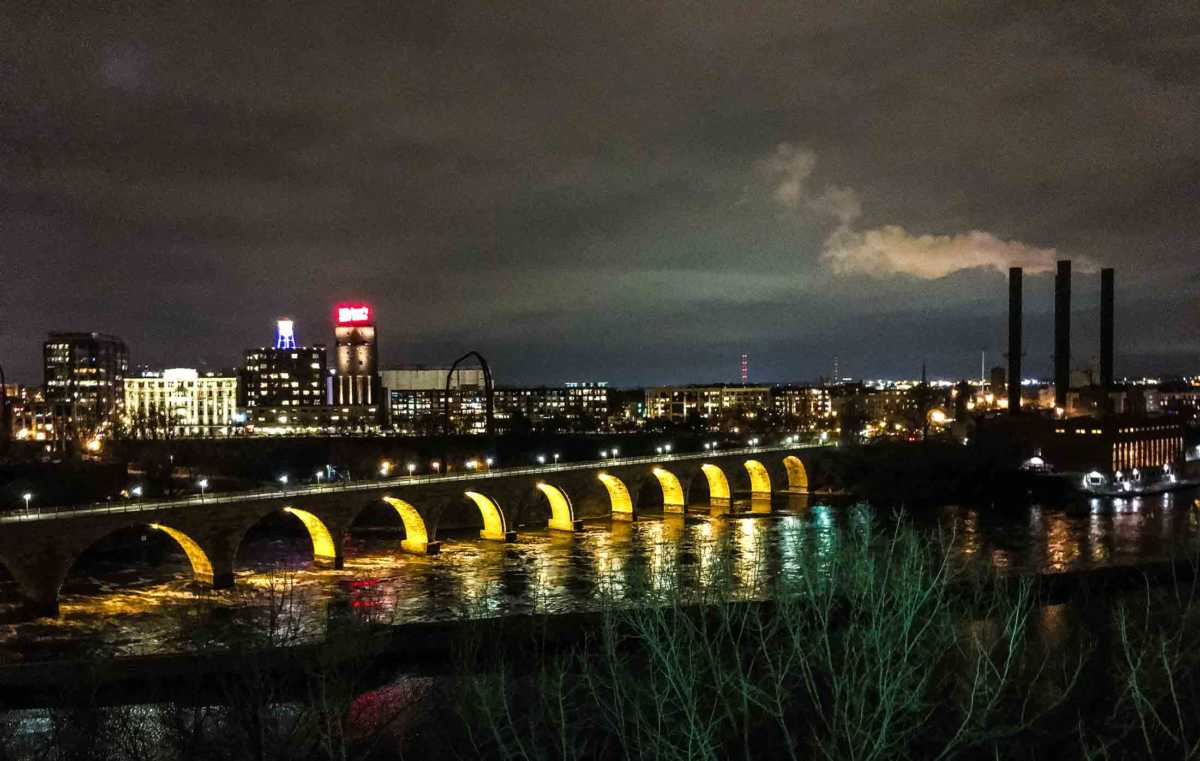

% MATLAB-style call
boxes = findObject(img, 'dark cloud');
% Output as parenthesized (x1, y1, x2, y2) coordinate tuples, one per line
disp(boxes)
(2, 1, 1198, 384)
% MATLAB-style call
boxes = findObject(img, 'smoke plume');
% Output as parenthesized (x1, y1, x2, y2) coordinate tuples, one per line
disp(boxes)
(761, 142, 1086, 279)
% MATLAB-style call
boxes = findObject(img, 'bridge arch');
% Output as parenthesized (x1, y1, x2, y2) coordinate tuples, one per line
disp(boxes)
(281, 507, 341, 567)
(699, 464, 732, 503)
(743, 460, 772, 496)
(597, 473, 635, 520)
(381, 497, 438, 555)
(783, 456, 809, 492)
(33, 522, 225, 620)
(639, 467, 685, 514)
(535, 483, 581, 532)
(148, 523, 216, 585)
(464, 491, 515, 542)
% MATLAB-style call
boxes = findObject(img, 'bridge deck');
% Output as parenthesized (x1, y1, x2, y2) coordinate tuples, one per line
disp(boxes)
(0, 443, 831, 524)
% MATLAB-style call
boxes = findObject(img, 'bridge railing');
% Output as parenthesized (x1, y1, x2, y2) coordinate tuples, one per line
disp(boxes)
(0, 441, 835, 523)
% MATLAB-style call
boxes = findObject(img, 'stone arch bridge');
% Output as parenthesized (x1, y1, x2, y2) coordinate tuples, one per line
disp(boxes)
(0, 444, 824, 618)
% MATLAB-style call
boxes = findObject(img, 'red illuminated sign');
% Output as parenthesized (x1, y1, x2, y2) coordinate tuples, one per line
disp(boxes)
(335, 304, 372, 325)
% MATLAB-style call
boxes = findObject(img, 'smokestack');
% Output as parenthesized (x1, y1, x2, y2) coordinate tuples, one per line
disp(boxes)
(1054, 260, 1071, 409)
(1100, 268, 1114, 389)
(1007, 267, 1022, 415)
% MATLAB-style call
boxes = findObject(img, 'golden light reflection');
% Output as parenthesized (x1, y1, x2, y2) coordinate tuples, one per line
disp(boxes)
(282, 507, 338, 563)
(1044, 514, 1080, 572)
(382, 497, 431, 554)
(464, 491, 509, 541)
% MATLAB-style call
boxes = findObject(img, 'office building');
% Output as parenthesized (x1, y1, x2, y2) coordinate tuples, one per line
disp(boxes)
(240, 320, 328, 408)
(124, 368, 238, 438)
(42, 331, 129, 440)
(644, 385, 771, 429)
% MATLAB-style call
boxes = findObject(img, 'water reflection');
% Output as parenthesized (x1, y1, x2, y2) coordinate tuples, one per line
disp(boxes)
(2, 486, 1199, 663)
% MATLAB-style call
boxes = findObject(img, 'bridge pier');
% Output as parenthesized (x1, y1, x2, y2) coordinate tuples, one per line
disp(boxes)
(314, 530, 345, 569)
(401, 539, 441, 555)
(19, 592, 59, 620)
(480, 529, 518, 542)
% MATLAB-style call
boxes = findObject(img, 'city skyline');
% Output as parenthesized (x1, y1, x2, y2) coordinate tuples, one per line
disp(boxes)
(3, 3, 1199, 385)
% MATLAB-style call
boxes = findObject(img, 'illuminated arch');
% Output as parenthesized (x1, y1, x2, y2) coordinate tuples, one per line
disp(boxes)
(699, 464, 732, 502)
(282, 507, 339, 564)
(148, 524, 216, 584)
(536, 483, 580, 532)
(465, 491, 513, 541)
(652, 467, 686, 513)
(598, 473, 634, 520)
(783, 456, 809, 492)
(744, 460, 771, 496)
(382, 497, 436, 554)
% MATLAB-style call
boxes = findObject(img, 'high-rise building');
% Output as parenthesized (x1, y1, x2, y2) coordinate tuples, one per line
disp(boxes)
(239, 320, 328, 408)
(124, 368, 238, 438)
(333, 303, 381, 406)
(43, 331, 129, 440)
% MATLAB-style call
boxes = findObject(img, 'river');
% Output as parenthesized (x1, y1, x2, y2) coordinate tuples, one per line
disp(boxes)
(2, 488, 1199, 663)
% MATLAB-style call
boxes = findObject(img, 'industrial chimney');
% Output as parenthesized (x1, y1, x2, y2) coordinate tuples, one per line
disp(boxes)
(1054, 260, 1071, 409)
(1007, 267, 1022, 415)
(1100, 268, 1114, 389)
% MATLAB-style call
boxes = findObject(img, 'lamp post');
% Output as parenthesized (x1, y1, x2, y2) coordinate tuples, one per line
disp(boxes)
(611, 447, 619, 458)
(22, 492, 32, 512)
(485, 457, 494, 468)
(198, 479, 208, 498)
(131, 485, 143, 499)
(432, 460, 441, 474)
(407, 462, 416, 477)
(553, 453, 560, 464)
(537, 454, 546, 465)
(278, 474, 289, 490)
(315, 470, 324, 484)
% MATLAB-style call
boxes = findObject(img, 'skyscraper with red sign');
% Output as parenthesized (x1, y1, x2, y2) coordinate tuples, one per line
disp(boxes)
(333, 303, 381, 407)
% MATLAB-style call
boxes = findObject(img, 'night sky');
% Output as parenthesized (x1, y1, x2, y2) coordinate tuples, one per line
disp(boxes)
(3, 2, 1198, 386)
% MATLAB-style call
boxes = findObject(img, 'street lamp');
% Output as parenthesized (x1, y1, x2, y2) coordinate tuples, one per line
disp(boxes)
(486, 457, 494, 468)
(379, 460, 392, 477)
(537, 454, 546, 465)
(656, 446, 663, 454)
(600, 450, 608, 459)
(432, 460, 441, 474)
(278, 474, 289, 487)
(198, 479, 209, 497)
(407, 462, 416, 476)
(611, 447, 619, 457)
(315, 470, 324, 484)
(22, 492, 32, 511)
(131, 485, 143, 498)
(466, 459, 477, 470)
(553, 453, 560, 464)
(664, 443, 672, 453)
